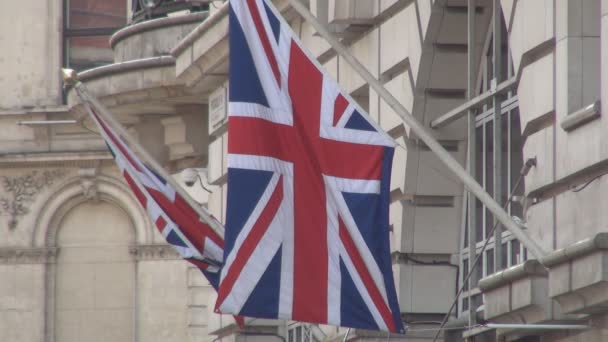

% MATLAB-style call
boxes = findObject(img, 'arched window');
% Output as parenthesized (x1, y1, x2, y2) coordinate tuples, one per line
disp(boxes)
(458, 10, 526, 316)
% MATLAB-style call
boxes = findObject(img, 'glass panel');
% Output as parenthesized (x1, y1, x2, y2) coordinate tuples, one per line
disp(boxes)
(484, 120, 494, 240)
(289, 330, 294, 342)
(511, 240, 521, 266)
(462, 297, 469, 311)
(69, 0, 127, 29)
(501, 242, 508, 269)
(296, 327, 302, 342)
(67, 37, 114, 71)
(486, 249, 494, 276)
(462, 258, 469, 291)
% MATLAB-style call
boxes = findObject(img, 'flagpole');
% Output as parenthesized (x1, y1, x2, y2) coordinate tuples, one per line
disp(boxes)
(63, 69, 225, 238)
(286, 0, 547, 260)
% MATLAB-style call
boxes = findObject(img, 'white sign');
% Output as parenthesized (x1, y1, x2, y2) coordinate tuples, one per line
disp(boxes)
(209, 83, 228, 135)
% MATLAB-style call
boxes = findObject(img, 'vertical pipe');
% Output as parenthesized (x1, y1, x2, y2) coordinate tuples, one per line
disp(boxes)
(492, 0, 504, 272)
(467, 0, 478, 328)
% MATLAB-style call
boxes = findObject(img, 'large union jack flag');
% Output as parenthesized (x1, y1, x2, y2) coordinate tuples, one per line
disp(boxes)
(86, 106, 224, 287)
(216, 0, 403, 333)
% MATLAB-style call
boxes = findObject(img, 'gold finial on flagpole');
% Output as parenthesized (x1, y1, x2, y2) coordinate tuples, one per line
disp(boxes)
(61, 68, 79, 87)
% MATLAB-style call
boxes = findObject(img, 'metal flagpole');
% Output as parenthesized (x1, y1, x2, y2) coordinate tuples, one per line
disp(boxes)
(285, 0, 547, 260)
(62, 69, 225, 238)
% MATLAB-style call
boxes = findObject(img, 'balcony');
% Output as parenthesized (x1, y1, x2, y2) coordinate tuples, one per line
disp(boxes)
(131, 0, 216, 24)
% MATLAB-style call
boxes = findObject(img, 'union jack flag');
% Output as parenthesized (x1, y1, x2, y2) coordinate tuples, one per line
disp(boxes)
(216, 0, 404, 333)
(86, 106, 224, 287)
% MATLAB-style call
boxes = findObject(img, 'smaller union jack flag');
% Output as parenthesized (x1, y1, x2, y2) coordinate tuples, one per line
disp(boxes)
(86, 105, 224, 287)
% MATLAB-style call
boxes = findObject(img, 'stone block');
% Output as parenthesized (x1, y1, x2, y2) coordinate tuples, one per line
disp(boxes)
(390, 140, 407, 193)
(524, 199, 554, 253)
(380, 8, 411, 74)
(571, 251, 606, 290)
(523, 126, 554, 192)
(548, 262, 571, 297)
(392, 199, 416, 253)
(188, 266, 211, 287)
(555, 176, 608, 248)
(423, 96, 467, 140)
(138, 260, 188, 309)
(416, 147, 465, 196)
(410, 265, 457, 313)
(517, 52, 554, 134)
(94, 262, 135, 309)
(484, 285, 512, 319)
(550, 251, 608, 314)
(378, 71, 414, 132)
(189, 306, 209, 326)
(393, 263, 414, 310)
(0, 266, 15, 310)
(208, 134, 225, 185)
(412, 202, 462, 254)
(509, 0, 554, 71)
(189, 286, 213, 306)
(207, 183, 225, 225)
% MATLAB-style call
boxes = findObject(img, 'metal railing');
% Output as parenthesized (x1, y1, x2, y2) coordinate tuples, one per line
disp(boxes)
(131, 0, 214, 23)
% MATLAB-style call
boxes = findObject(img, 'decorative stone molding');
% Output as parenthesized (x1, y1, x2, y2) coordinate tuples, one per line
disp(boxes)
(0, 247, 58, 264)
(129, 244, 180, 260)
(78, 168, 100, 201)
(0, 169, 66, 230)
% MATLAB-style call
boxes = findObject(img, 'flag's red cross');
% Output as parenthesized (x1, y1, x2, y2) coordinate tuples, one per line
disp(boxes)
(217, 9, 395, 326)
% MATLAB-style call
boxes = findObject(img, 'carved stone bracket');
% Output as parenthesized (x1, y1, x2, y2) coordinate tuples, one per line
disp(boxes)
(129, 244, 181, 260)
(0, 247, 58, 264)
(78, 168, 100, 202)
(0, 169, 66, 230)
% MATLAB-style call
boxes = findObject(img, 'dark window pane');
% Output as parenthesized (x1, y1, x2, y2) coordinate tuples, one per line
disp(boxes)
(462, 259, 469, 291)
(486, 249, 494, 276)
(511, 240, 521, 266)
(69, 0, 126, 29)
(501, 242, 508, 269)
(67, 36, 114, 71)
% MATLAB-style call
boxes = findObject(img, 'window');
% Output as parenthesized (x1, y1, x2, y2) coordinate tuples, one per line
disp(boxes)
(287, 323, 321, 342)
(458, 13, 527, 317)
(64, 0, 127, 71)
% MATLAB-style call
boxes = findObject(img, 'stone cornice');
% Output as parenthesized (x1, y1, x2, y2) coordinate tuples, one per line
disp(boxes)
(77, 56, 176, 83)
(0, 247, 58, 264)
(129, 244, 180, 260)
(110, 11, 209, 48)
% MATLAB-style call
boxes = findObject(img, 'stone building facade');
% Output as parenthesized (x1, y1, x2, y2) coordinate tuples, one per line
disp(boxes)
(1, 0, 607, 341)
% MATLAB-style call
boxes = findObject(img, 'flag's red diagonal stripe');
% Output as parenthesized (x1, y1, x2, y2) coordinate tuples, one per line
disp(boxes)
(92, 110, 142, 172)
(187, 258, 212, 271)
(148, 187, 224, 249)
(339, 218, 396, 332)
(333, 94, 348, 126)
(246, 0, 281, 86)
(123, 171, 148, 208)
(216, 176, 283, 310)
(174, 193, 225, 247)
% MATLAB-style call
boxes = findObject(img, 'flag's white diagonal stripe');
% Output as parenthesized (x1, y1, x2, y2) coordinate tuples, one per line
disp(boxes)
(222, 173, 281, 275)
(338, 241, 388, 331)
(219, 204, 284, 313)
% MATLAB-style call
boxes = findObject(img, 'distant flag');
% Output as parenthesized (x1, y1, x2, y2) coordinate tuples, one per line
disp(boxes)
(216, 0, 404, 333)
(85, 105, 225, 288)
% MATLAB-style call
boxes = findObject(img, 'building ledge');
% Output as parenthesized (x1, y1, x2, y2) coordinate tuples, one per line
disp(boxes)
(560, 100, 601, 132)
(541, 233, 608, 267)
(111, 12, 209, 49)
(77, 56, 176, 83)
(545, 233, 608, 314)
(479, 260, 547, 292)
